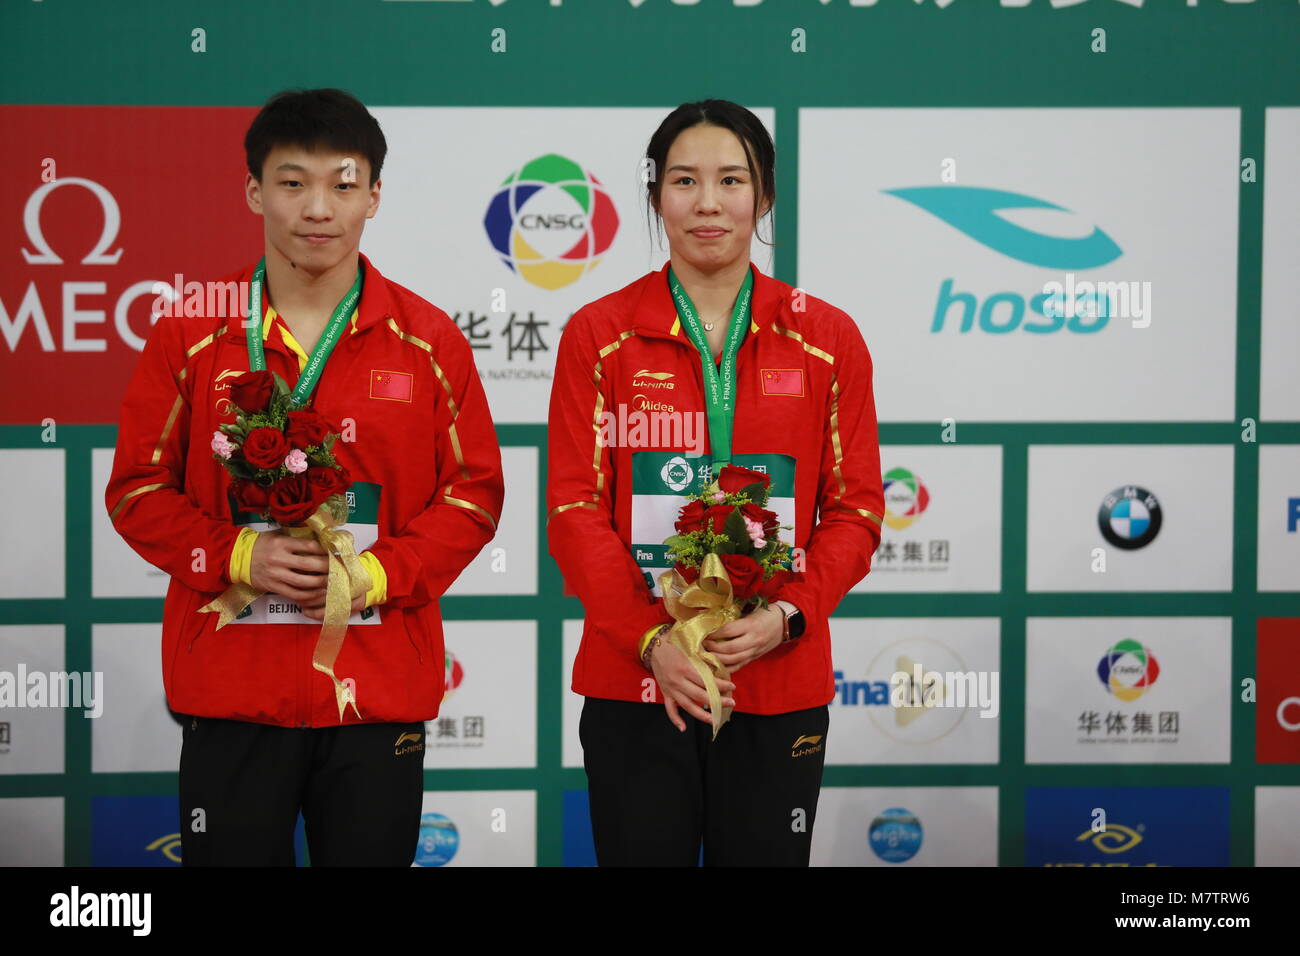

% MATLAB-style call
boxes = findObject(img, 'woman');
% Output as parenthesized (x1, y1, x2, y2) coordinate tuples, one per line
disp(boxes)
(546, 100, 884, 866)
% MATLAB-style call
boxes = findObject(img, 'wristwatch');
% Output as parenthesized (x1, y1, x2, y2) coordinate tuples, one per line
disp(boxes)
(773, 600, 805, 641)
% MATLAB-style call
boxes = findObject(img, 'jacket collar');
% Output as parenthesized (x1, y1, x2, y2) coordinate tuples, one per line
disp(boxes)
(222, 251, 393, 344)
(631, 259, 784, 343)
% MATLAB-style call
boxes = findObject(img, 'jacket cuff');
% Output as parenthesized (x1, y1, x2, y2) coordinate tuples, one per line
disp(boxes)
(358, 550, 387, 608)
(638, 621, 669, 659)
(228, 527, 259, 587)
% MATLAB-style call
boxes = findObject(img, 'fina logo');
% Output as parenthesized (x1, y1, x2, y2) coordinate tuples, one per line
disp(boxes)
(1097, 638, 1160, 702)
(884, 185, 1123, 335)
(415, 812, 460, 867)
(483, 153, 619, 291)
(868, 807, 923, 863)
(1098, 485, 1163, 550)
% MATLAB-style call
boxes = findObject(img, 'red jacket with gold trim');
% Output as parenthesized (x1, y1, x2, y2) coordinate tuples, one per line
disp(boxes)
(105, 253, 504, 728)
(546, 260, 884, 715)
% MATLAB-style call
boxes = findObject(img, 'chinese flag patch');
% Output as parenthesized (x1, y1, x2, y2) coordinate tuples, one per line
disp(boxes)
(370, 369, 413, 403)
(760, 368, 805, 397)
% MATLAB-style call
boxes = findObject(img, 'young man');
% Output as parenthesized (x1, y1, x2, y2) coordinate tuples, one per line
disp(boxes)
(105, 89, 504, 866)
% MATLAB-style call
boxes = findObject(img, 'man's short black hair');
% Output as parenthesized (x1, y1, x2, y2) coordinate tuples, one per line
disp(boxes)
(245, 88, 387, 187)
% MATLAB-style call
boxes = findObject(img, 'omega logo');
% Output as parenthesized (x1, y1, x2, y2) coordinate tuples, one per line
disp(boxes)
(5, 178, 174, 353)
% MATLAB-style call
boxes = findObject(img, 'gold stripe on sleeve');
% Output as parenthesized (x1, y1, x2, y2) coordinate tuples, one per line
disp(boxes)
(770, 323, 834, 365)
(109, 482, 169, 522)
(442, 494, 498, 532)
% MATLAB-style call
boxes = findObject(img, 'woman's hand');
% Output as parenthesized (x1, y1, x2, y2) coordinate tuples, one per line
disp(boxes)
(649, 638, 737, 732)
(702, 605, 785, 674)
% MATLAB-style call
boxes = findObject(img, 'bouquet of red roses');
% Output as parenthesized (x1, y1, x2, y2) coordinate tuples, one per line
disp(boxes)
(199, 368, 368, 722)
(662, 463, 793, 609)
(657, 464, 795, 738)
(209, 370, 350, 527)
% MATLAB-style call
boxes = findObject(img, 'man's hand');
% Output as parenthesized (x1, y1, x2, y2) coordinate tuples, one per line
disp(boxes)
(248, 530, 369, 622)
(648, 638, 736, 732)
(701, 605, 785, 674)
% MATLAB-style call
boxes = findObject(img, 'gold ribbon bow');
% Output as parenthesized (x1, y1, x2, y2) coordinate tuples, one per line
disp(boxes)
(198, 502, 372, 722)
(657, 552, 743, 741)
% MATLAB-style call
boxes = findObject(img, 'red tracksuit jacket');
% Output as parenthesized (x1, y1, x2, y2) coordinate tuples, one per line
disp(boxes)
(106, 253, 504, 728)
(547, 260, 885, 715)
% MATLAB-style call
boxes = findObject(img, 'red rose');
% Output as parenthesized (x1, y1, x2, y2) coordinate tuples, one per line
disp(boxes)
(674, 562, 700, 586)
(285, 409, 333, 449)
(674, 499, 706, 534)
(702, 504, 736, 536)
(754, 567, 791, 601)
(720, 554, 763, 602)
(739, 502, 779, 537)
(228, 370, 274, 415)
(268, 474, 320, 526)
(717, 464, 770, 497)
(242, 427, 288, 469)
(305, 464, 350, 502)
(232, 478, 271, 513)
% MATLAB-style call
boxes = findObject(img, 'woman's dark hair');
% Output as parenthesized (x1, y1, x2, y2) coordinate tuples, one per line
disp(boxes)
(643, 99, 776, 248)
(245, 88, 387, 187)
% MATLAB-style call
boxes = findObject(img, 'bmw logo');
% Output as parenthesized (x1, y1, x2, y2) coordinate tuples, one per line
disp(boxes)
(1098, 485, 1162, 550)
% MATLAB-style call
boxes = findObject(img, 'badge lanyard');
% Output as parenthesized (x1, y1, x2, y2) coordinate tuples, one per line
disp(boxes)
(668, 264, 753, 471)
(246, 256, 362, 407)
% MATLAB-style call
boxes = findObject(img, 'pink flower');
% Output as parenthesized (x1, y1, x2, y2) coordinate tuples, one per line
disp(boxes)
(712, 491, 726, 502)
(211, 430, 235, 459)
(743, 516, 766, 549)
(284, 449, 308, 474)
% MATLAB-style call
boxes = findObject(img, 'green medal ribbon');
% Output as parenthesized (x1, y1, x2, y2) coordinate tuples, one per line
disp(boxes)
(668, 264, 753, 471)
(245, 256, 363, 408)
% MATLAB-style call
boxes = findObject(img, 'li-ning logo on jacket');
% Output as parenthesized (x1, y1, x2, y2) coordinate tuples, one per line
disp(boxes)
(632, 369, 675, 389)
(214, 369, 245, 416)
(394, 732, 424, 756)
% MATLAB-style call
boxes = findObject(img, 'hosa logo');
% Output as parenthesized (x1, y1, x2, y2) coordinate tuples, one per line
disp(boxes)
(885, 185, 1125, 335)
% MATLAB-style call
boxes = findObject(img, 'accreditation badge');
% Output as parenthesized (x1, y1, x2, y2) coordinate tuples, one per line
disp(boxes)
(629, 451, 797, 596)
(226, 480, 384, 625)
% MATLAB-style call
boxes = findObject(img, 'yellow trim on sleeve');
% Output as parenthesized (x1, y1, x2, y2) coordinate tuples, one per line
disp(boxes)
(229, 526, 260, 586)
(358, 550, 387, 608)
(638, 622, 667, 659)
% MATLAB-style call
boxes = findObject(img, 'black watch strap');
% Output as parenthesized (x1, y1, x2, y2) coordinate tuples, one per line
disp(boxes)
(787, 607, 806, 639)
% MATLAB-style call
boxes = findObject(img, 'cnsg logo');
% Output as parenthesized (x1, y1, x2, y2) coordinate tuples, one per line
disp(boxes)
(660, 455, 695, 493)
(8, 177, 173, 352)
(868, 807, 923, 863)
(483, 154, 619, 290)
(441, 650, 465, 703)
(884, 185, 1123, 335)
(1097, 638, 1160, 702)
(1098, 485, 1163, 550)
(882, 467, 930, 531)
